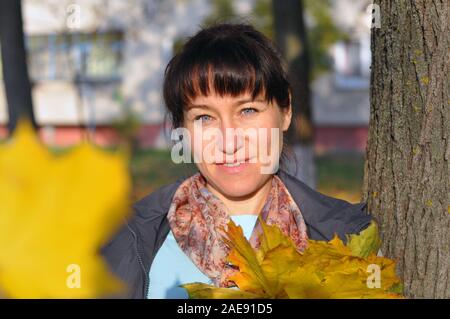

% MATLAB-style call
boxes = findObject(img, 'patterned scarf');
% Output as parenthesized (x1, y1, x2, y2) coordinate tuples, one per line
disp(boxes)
(166, 172, 309, 287)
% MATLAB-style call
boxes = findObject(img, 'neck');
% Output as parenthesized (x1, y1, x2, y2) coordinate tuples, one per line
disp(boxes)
(206, 176, 273, 216)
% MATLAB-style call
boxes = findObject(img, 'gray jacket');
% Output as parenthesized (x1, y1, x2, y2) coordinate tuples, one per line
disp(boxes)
(101, 169, 372, 298)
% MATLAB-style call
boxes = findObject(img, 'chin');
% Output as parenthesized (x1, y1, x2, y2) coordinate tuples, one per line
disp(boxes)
(216, 180, 261, 199)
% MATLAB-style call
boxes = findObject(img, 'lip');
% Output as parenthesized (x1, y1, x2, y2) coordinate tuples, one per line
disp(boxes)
(215, 161, 250, 174)
(214, 158, 254, 174)
(215, 158, 250, 164)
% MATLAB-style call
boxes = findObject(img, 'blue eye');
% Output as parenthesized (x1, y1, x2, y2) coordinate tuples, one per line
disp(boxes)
(241, 107, 258, 116)
(195, 114, 212, 122)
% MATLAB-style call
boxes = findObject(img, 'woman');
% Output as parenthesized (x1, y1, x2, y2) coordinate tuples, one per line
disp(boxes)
(102, 23, 373, 299)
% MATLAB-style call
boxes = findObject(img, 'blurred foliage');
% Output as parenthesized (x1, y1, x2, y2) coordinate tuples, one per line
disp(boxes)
(304, 0, 349, 79)
(203, 0, 237, 26)
(173, 0, 237, 54)
(172, 37, 186, 55)
(315, 153, 365, 203)
(111, 90, 142, 154)
(130, 148, 197, 201)
(252, 0, 348, 79)
(198, 0, 349, 80)
(252, 0, 273, 38)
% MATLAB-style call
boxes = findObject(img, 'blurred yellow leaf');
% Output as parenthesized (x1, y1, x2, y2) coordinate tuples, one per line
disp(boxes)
(0, 121, 131, 298)
(183, 217, 403, 299)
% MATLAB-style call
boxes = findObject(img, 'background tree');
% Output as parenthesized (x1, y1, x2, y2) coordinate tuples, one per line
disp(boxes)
(255, 0, 348, 188)
(0, 0, 37, 134)
(271, 0, 315, 187)
(362, 1, 449, 298)
(257, 0, 347, 79)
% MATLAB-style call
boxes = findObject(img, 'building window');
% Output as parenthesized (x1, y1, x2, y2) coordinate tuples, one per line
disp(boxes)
(26, 31, 124, 82)
(339, 40, 361, 76)
(332, 38, 370, 90)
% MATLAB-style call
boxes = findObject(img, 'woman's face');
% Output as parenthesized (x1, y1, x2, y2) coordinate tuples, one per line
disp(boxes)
(182, 91, 292, 200)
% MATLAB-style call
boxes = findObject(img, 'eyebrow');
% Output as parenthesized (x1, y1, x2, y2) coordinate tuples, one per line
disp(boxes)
(186, 98, 266, 111)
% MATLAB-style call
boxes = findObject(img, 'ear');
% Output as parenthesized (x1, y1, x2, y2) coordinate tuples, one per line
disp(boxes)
(281, 97, 292, 132)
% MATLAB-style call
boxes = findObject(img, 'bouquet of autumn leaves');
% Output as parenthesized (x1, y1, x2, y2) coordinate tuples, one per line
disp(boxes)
(182, 217, 404, 299)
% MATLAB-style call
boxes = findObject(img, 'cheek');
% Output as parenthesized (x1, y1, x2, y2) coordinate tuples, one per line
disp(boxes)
(254, 115, 284, 152)
(253, 116, 283, 174)
(189, 129, 221, 163)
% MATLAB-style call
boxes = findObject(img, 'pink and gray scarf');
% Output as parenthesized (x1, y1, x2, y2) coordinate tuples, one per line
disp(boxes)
(166, 172, 309, 287)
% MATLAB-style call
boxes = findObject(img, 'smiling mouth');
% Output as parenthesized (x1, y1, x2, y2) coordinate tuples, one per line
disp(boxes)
(221, 162, 243, 167)
(215, 158, 254, 167)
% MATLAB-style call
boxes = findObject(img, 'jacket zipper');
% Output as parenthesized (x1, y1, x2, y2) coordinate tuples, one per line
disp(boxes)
(126, 223, 149, 298)
(137, 243, 149, 298)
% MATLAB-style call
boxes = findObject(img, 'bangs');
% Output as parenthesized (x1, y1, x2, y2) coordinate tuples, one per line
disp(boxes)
(183, 42, 268, 104)
(182, 41, 265, 102)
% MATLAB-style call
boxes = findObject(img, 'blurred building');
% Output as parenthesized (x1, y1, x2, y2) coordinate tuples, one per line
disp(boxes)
(312, 0, 372, 154)
(0, 0, 372, 153)
(0, 0, 210, 147)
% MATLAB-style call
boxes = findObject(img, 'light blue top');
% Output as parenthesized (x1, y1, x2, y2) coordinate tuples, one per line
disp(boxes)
(147, 214, 258, 299)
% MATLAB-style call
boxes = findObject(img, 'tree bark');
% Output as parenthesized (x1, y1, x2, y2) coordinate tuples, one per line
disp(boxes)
(272, 0, 316, 188)
(362, 0, 449, 298)
(0, 0, 37, 134)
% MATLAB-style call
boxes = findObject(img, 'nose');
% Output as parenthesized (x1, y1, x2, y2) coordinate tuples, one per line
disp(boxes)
(217, 121, 244, 156)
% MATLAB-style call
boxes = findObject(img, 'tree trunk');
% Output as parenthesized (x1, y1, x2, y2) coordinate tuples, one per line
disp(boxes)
(272, 0, 316, 188)
(362, 0, 449, 298)
(0, 0, 37, 134)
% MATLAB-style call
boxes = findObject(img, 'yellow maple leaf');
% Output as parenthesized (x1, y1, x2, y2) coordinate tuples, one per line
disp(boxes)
(219, 216, 275, 296)
(346, 221, 381, 258)
(182, 217, 403, 299)
(181, 283, 261, 299)
(0, 121, 131, 298)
